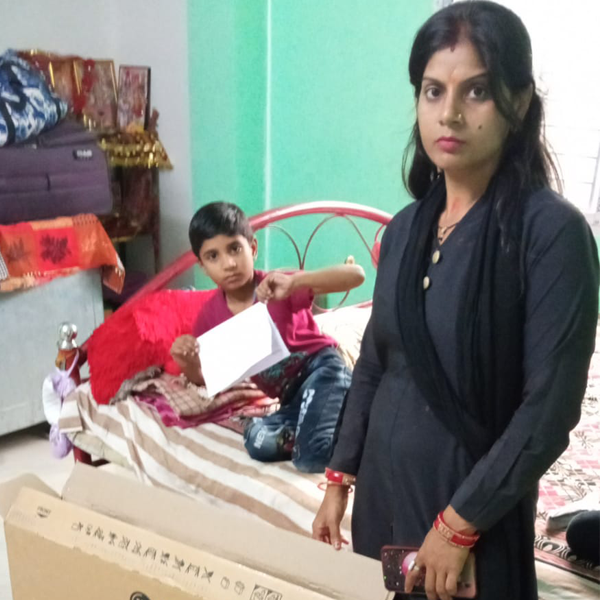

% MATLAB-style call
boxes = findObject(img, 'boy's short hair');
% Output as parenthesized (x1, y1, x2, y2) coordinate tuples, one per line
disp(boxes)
(188, 202, 254, 257)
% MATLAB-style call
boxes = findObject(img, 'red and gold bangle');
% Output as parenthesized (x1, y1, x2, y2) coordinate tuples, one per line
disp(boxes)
(325, 468, 356, 487)
(433, 512, 480, 548)
(438, 510, 479, 539)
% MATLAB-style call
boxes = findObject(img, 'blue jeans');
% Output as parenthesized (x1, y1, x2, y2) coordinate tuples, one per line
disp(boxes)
(244, 347, 352, 473)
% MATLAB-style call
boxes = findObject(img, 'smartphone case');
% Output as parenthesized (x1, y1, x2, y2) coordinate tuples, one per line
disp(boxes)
(381, 546, 477, 598)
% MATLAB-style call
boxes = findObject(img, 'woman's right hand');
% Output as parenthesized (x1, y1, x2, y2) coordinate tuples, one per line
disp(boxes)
(312, 484, 350, 550)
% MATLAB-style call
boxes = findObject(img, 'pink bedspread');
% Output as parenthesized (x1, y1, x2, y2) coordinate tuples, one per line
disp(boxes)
(113, 371, 279, 428)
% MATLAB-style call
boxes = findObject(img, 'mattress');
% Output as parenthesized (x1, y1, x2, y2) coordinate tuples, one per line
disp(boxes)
(61, 387, 353, 538)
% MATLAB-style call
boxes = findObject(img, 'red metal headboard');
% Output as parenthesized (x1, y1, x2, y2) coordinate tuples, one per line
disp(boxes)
(69, 201, 392, 360)
(125, 201, 393, 307)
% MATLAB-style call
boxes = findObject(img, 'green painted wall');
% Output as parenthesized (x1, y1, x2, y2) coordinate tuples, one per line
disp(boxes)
(188, 1, 268, 287)
(188, 1, 266, 214)
(270, 1, 430, 212)
(268, 0, 431, 304)
(187, 1, 432, 295)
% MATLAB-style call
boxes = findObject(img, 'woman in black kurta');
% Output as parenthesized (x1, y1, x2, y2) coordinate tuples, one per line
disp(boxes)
(312, 3, 599, 600)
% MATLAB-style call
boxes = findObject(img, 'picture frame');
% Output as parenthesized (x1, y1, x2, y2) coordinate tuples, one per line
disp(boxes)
(17, 50, 53, 85)
(74, 59, 118, 131)
(116, 65, 151, 133)
(48, 58, 78, 109)
(18, 50, 78, 109)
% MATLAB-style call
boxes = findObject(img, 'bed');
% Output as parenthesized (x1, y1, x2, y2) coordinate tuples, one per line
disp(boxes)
(54, 201, 599, 597)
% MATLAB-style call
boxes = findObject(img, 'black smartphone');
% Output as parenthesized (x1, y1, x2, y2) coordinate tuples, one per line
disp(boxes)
(381, 546, 477, 598)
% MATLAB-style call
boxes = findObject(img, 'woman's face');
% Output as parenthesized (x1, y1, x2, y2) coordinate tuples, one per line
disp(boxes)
(417, 38, 511, 181)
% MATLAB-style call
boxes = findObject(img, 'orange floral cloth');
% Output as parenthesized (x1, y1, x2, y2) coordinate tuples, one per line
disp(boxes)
(0, 214, 124, 293)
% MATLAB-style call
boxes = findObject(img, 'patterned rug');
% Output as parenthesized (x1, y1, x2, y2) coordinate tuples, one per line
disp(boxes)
(535, 326, 600, 582)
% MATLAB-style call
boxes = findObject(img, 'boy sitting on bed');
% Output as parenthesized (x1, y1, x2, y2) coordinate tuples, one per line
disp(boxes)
(170, 201, 364, 473)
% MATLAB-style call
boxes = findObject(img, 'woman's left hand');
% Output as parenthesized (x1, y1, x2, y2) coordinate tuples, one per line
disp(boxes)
(404, 528, 470, 600)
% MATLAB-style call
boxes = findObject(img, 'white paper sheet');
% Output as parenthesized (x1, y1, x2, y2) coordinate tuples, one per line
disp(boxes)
(198, 302, 290, 397)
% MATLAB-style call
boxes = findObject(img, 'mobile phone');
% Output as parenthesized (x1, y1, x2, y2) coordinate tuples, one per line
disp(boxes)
(381, 546, 477, 598)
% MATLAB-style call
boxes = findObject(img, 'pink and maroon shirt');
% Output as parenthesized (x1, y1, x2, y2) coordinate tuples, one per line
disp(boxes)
(192, 270, 337, 399)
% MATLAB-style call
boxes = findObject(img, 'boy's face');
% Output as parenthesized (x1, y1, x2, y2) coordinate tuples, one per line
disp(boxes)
(198, 234, 257, 292)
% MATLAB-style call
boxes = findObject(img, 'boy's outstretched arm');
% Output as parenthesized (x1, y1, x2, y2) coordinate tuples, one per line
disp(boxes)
(256, 264, 365, 303)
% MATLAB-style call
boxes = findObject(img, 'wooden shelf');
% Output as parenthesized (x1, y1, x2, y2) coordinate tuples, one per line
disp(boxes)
(99, 167, 160, 272)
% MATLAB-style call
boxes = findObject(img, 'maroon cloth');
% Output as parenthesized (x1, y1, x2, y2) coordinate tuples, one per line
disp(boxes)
(192, 270, 337, 398)
(135, 393, 277, 429)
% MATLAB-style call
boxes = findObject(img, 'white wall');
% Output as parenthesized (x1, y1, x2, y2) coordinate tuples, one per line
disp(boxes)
(3, 0, 194, 285)
(111, 0, 193, 283)
(2, 0, 120, 58)
(494, 0, 600, 218)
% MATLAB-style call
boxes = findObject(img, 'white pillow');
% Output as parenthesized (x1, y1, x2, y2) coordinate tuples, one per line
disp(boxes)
(314, 306, 372, 369)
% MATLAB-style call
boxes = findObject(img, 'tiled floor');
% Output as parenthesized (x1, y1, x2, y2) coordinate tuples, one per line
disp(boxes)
(0, 424, 130, 600)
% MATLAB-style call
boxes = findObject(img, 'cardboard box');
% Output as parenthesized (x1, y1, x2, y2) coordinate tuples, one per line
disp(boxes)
(1, 464, 391, 600)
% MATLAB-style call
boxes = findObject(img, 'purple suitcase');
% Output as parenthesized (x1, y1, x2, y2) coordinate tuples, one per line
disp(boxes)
(0, 119, 113, 224)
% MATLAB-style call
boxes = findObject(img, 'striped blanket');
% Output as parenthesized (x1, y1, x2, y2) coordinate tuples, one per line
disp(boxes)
(59, 382, 353, 539)
(58, 306, 371, 536)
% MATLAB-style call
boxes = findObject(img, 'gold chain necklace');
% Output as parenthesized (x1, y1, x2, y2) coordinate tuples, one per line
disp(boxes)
(436, 220, 460, 243)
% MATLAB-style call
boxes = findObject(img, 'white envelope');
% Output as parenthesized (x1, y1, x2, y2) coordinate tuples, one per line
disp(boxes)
(198, 302, 290, 397)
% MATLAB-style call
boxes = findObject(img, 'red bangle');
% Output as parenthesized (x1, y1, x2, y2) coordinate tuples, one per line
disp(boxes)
(325, 468, 356, 487)
(438, 511, 479, 539)
(433, 512, 479, 548)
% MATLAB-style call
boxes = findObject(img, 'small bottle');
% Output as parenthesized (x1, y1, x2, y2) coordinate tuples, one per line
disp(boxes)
(55, 322, 80, 385)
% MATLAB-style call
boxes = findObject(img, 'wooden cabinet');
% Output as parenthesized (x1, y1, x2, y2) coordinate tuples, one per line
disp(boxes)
(96, 128, 171, 276)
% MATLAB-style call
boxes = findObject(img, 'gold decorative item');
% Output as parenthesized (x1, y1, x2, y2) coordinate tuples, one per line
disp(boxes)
(98, 131, 173, 170)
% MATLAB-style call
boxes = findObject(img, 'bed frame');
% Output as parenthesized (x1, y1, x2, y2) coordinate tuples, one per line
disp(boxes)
(57, 200, 393, 466)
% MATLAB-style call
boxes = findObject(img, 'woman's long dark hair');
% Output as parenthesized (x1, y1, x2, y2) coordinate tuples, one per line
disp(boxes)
(403, 1, 560, 234)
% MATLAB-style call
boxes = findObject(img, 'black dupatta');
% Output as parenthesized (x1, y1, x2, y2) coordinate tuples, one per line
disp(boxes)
(395, 177, 525, 461)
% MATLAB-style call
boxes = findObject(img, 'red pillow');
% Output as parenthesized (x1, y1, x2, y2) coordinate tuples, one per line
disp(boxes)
(87, 289, 216, 404)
